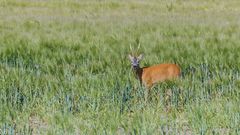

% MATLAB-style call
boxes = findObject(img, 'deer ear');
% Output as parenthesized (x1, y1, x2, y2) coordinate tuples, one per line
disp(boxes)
(137, 54, 144, 60)
(128, 54, 134, 61)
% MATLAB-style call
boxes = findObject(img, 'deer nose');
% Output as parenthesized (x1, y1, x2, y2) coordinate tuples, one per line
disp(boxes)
(133, 65, 139, 68)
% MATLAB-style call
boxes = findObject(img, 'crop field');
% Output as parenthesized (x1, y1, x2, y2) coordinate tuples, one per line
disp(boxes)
(0, 0, 240, 134)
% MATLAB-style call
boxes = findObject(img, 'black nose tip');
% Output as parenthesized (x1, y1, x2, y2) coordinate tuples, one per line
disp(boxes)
(133, 65, 138, 68)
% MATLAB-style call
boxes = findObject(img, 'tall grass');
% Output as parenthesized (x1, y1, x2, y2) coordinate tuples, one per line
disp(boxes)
(0, 0, 240, 134)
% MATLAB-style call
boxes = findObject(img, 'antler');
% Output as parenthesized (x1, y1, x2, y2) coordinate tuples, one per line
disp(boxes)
(130, 44, 134, 55)
(137, 42, 141, 54)
(129, 38, 141, 56)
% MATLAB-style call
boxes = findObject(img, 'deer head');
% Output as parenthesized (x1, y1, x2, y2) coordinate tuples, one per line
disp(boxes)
(128, 43, 143, 68)
(128, 54, 144, 69)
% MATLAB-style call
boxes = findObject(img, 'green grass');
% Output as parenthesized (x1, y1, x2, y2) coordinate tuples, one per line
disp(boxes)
(0, 0, 240, 134)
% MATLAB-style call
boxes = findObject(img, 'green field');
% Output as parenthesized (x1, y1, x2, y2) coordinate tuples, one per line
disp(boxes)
(0, 0, 240, 134)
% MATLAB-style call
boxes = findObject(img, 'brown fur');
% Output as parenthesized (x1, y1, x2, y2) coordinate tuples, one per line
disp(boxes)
(136, 63, 181, 89)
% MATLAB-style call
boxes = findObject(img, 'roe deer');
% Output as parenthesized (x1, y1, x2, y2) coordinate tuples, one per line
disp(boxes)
(128, 54, 181, 89)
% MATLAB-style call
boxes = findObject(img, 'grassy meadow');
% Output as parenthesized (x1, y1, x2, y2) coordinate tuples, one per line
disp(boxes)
(0, 0, 240, 134)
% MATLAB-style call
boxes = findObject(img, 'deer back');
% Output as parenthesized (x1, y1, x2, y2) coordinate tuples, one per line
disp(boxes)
(141, 63, 180, 88)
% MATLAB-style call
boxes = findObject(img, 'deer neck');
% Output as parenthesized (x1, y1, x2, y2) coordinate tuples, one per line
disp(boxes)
(132, 66, 143, 84)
